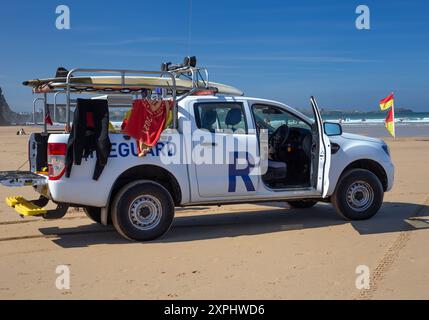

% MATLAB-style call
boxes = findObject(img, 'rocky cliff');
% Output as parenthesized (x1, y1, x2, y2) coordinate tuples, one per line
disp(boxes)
(0, 87, 34, 125)
(0, 87, 14, 125)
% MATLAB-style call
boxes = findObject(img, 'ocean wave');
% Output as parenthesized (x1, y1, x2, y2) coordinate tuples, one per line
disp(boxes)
(325, 117, 429, 125)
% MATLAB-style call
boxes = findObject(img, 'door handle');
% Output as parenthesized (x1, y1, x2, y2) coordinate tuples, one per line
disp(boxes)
(201, 142, 218, 147)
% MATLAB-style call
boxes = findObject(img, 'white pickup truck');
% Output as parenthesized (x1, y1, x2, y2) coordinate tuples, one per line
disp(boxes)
(0, 66, 394, 241)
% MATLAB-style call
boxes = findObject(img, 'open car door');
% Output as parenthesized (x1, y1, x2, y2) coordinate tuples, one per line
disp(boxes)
(310, 96, 331, 197)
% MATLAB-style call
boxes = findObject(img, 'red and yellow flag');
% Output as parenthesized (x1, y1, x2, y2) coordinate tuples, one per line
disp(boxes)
(385, 107, 395, 138)
(379, 93, 394, 111)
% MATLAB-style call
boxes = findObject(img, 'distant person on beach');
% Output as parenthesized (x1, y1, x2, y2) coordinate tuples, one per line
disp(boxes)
(16, 128, 26, 135)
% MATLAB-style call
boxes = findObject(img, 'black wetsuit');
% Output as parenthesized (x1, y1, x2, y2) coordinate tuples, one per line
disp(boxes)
(65, 99, 112, 180)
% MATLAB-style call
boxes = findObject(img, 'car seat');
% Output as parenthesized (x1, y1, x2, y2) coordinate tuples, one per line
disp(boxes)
(200, 109, 217, 132)
(225, 108, 243, 132)
(263, 160, 287, 185)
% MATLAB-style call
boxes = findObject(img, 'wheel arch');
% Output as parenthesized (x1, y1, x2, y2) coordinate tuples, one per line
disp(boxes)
(339, 159, 388, 191)
(109, 165, 182, 206)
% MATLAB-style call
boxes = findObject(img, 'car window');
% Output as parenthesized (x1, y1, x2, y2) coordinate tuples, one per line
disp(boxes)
(194, 102, 247, 134)
(252, 104, 310, 133)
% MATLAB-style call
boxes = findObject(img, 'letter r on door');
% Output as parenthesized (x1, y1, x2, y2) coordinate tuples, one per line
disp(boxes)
(228, 152, 256, 192)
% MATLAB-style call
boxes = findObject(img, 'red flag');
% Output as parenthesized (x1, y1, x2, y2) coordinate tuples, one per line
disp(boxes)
(45, 112, 53, 126)
(379, 93, 394, 111)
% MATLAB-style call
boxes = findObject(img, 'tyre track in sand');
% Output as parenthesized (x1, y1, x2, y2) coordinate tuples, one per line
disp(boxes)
(0, 206, 285, 242)
(0, 215, 87, 226)
(357, 195, 429, 300)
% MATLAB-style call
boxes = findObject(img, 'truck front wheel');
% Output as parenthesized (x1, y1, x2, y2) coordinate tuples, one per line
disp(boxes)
(83, 207, 102, 224)
(111, 180, 175, 241)
(332, 169, 384, 220)
(83, 206, 112, 225)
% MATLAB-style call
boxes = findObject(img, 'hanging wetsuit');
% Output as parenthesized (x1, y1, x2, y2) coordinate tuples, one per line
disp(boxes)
(65, 99, 112, 180)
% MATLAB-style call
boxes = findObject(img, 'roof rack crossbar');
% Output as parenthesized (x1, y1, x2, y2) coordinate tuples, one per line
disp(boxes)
(32, 65, 214, 132)
(65, 68, 178, 128)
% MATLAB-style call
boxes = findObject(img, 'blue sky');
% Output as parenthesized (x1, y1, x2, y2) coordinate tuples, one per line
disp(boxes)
(0, 0, 428, 112)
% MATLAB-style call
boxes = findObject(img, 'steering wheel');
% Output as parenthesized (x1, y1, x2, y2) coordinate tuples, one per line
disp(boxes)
(269, 124, 290, 150)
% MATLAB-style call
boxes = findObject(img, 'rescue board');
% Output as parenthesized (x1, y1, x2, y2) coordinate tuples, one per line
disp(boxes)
(23, 76, 244, 96)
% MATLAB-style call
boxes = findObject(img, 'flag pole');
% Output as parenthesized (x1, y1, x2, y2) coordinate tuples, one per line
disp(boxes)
(392, 92, 396, 139)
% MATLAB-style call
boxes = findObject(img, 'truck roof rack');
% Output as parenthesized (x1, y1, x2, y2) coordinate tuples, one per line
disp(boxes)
(26, 58, 224, 132)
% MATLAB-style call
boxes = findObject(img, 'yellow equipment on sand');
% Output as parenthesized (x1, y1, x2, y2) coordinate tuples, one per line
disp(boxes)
(5, 196, 47, 216)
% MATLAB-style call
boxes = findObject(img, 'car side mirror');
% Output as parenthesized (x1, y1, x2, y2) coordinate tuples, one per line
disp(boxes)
(324, 122, 342, 136)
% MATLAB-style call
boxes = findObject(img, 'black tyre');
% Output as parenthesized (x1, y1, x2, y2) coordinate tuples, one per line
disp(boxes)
(83, 206, 102, 224)
(83, 206, 112, 225)
(332, 169, 383, 220)
(111, 180, 175, 241)
(287, 200, 317, 209)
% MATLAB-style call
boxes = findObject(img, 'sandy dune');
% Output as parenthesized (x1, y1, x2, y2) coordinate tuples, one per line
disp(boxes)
(0, 126, 428, 299)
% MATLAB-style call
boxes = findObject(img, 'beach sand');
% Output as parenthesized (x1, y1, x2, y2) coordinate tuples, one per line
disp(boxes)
(0, 125, 428, 299)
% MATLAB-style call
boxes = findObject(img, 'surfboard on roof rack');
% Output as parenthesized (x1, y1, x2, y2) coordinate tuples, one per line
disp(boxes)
(22, 56, 245, 131)
(23, 75, 244, 96)
(23, 56, 243, 96)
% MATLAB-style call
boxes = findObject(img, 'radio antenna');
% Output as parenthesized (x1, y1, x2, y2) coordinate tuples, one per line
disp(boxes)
(187, 0, 193, 56)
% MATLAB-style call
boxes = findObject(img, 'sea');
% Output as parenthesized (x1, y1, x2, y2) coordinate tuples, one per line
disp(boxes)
(322, 111, 429, 138)
(44, 111, 429, 138)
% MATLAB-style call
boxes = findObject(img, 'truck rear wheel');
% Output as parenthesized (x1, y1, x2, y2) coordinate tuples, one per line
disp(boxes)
(332, 169, 383, 220)
(111, 180, 175, 241)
